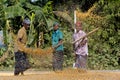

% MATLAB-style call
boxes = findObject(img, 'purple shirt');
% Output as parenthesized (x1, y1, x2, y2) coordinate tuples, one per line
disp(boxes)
(73, 30, 88, 55)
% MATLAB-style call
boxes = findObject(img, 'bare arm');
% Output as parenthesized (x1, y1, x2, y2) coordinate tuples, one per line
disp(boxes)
(78, 38, 87, 47)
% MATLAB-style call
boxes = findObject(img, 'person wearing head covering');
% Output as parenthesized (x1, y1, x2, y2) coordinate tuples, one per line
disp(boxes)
(14, 18, 31, 76)
(73, 21, 88, 69)
(52, 22, 64, 71)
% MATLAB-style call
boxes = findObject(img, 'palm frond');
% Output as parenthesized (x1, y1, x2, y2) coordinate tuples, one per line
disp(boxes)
(53, 11, 74, 29)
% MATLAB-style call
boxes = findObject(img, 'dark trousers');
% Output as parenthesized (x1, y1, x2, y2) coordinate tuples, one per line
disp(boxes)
(52, 50, 64, 71)
(14, 51, 30, 74)
(75, 54, 87, 69)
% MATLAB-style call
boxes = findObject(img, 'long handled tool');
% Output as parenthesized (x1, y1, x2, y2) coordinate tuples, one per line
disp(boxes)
(71, 27, 99, 44)
(53, 27, 100, 49)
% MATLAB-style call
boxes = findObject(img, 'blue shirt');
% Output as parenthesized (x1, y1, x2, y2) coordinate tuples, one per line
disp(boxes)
(52, 29, 63, 51)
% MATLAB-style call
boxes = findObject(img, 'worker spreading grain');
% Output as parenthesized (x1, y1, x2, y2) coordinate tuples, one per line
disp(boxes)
(14, 18, 31, 76)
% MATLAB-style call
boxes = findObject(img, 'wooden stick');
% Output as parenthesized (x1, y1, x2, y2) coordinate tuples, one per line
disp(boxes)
(71, 27, 100, 44)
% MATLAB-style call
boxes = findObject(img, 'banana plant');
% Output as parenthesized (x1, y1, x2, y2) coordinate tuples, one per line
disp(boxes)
(27, 13, 36, 47)
(0, 0, 55, 48)
(24, 1, 56, 47)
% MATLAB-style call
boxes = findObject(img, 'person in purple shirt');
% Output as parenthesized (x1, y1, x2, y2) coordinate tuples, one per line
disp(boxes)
(73, 21, 88, 69)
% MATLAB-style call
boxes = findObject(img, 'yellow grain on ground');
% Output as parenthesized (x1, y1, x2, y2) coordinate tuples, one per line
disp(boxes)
(0, 69, 120, 80)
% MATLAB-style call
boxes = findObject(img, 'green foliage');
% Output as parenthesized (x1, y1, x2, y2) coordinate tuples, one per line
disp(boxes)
(87, 0, 120, 69)
(4, 4, 26, 19)
(0, 47, 6, 56)
(0, 50, 14, 69)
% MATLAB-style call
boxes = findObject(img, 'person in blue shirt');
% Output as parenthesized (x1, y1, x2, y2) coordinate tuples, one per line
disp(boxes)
(52, 22, 64, 71)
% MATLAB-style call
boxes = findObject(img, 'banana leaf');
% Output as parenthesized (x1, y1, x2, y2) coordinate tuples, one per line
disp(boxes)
(53, 11, 74, 29)
(3, 4, 26, 19)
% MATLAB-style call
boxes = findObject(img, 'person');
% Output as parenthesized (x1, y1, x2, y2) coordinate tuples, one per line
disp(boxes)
(73, 21, 88, 69)
(14, 18, 31, 76)
(52, 22, 64, 71)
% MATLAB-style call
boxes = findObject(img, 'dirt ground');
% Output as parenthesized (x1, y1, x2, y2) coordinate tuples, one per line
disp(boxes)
(0, 69, 120, 80)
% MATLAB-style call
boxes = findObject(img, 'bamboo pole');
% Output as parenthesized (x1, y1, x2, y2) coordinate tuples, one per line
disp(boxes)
(71, 27, 99, 44)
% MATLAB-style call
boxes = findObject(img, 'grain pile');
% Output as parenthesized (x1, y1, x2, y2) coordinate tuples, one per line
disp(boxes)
(0, 69, 120, 80)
